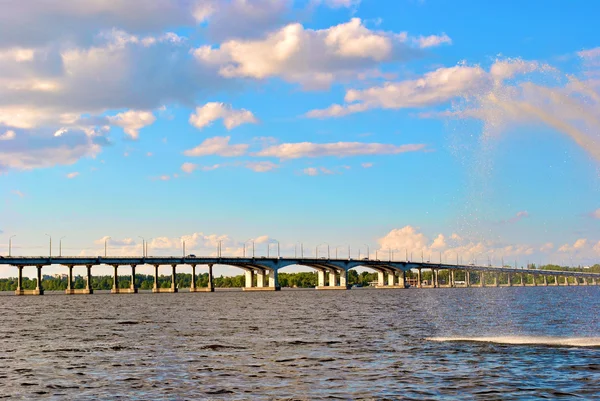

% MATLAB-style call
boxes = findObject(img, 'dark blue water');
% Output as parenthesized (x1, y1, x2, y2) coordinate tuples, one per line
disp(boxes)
(1, 287, 599, 400)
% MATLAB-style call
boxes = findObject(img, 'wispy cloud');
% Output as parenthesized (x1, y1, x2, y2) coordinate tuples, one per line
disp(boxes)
(189, 102, 257, 130)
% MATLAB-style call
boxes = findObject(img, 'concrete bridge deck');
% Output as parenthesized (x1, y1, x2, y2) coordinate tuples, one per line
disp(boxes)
(1, 256, 598, 295)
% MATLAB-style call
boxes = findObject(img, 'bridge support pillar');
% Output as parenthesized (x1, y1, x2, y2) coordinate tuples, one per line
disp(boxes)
(450, 270, 455, 288)
(34, 265, 44, 295)
(269, 269, 281, 290)
(565, 276, 569, 286)
(494, 273, 499, 287)
(553, 276, 559, 286)
(387, 271, 396, 287)
(317, 270, 326, 287)
(84, 265, 93, 294)
(15, 266, 24, 295)
(543, 275, 548, 286)
(245, 270, 255, 289)
(339, 270, 348, 288)
(520, 274, 525, 286)
(65, 265, 74, 294)
(417, 268, 422, 288)
(170, 264, 178, 292)
(507, 273, 512, 287)
(113, 265, 137, 294)
(256, 269, 265, 288)
(328, 271, 338, 287)
(398, 270, 406, 288)
(190, 264, 215, 292)
(465, 270, 470, 287)
(377, 271, 385, 287)
(533, 275, 538, 286)
(432, 269, 437, 288)
(190, 265, 196, 291)
(480, 272, 485, 287)
(111, 265, 119, 293)
(129, 265, 138, 293)
(153, 265, 159, 292)
(206, 264, 215, 292)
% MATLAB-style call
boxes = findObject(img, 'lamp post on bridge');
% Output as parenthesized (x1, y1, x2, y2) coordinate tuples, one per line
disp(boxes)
(316, 243, 330, 259)
(8, 235, 16, 257)
(182, 238, 186, 257)
(59, 236, 66, 257)
(244, 239, 255, 258)
(138, 236, 145, 257)
(333, 245, 344, 259)
(45, 233, 52, 257)
(217, 240, 223, 257)
(104, 236, 111, 257)
(267, 240, 280, 258)
(364, 244, 369, 260)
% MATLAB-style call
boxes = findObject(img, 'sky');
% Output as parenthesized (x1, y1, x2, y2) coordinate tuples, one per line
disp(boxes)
(1, 0, 600, 277)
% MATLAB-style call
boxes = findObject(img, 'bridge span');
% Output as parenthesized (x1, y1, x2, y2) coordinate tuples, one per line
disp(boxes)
(1, 256, 598, 295)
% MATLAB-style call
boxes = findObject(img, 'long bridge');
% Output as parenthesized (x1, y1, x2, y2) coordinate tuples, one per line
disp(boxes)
(1, 256, 598, 295)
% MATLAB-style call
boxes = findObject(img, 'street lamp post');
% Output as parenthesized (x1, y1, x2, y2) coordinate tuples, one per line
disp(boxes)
(138, 236, 145, 257)
(45, 234, 52, 257)
(244, 239, 255, 258)
(8, 235, 16, 257)
(218, 240, 222, 257)
(295, 242, 304, 258)
(364, 244, 370, 260)
(104, 236, 111, 257)
(316, 243, 329, 259)
(59, 236, 66, 257)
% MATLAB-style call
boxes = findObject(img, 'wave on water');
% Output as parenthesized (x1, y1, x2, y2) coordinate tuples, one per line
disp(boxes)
(427, 336, 600, 347)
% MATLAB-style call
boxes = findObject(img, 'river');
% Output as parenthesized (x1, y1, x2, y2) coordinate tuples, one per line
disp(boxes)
(1, 287, 599, 400)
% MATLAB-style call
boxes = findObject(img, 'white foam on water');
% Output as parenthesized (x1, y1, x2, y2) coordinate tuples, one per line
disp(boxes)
(427, 336, 600, 347)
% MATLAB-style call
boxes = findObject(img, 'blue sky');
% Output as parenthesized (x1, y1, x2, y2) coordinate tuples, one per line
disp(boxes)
(1, 0, 599, 276)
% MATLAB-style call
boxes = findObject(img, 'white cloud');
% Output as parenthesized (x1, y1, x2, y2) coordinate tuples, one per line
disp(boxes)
(255, 141, 425, 159)
(245, 161, 278, 172)
(416, 33, 452, 49)
(558, 238, 588, 253)
(54, 128, 68, 137)
(502, 210, 529, 224)
(66, 172, 79, 179)
(181, 162, 198, 174)
(0, 130, 16, 141)
(303, 167, 319, 176)
(11, 189, 24, 197)
(578, 47, 600, 60)
(489, 59, 542, 81)
(319, 0, 361, 8)
(194, 18, 422, 89)
(183, 136, 249, 157)
(189, 102, 257, 130)
(108, 110, 156, 139)
(377, 225, 540, 264)
(0, 136, 100, 171)
(592, 209, 600, 219)
(306, 59, 546, 118)
(361, 162, 373, 168)
(302, 166, 334, 176)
